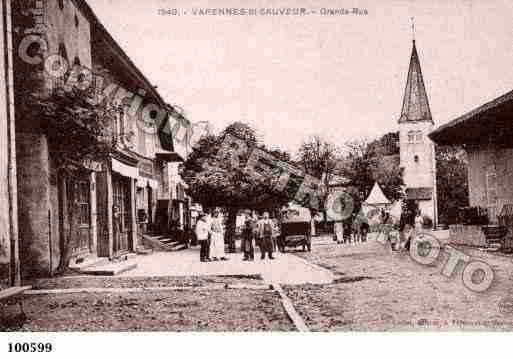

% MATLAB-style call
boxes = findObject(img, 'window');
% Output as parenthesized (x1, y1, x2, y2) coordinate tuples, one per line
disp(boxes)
(407, 130, 423, 143)
(58, 0, 64, 11)
(486, 165, 498, 223)
(112, 111, 124, 144)
(74, 14, 79, 27)
(414, 155, 419, 163)
(73, 56, 81, 67)
(138, 127, 147, 155)
(145, 130, 156, 158)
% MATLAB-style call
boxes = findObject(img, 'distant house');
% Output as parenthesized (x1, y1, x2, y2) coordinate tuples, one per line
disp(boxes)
(429, 90, 513, 224)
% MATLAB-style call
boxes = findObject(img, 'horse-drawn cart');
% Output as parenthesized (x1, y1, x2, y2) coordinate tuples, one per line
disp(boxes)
(278, 208, 312, 252)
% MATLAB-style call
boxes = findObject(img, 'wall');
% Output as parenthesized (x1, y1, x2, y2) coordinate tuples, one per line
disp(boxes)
(45, 0, 92, 71)
(466, 145, 513, 223)
(399, 121, 436, 189)
(16, 134, 53, 278)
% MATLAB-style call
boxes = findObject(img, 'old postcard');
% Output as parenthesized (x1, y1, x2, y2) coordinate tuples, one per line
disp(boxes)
(1, 0, 513, 356)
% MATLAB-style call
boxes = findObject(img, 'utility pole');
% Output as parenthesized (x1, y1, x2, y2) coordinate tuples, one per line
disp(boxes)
(1, 0, 20, 286)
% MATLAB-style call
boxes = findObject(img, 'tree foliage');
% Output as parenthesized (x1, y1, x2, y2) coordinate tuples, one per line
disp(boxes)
(27, 87, 123, 176)
(297, 135, 341, 218)
(26, 86, 122, 271)
(181, 122, 291, 210)
(341, 132, 404, 209)
(436, 145, 469, 224)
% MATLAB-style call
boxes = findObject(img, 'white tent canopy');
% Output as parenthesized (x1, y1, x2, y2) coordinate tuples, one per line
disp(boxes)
(363, 182, 391, 206)
(360, 182, 392, 225)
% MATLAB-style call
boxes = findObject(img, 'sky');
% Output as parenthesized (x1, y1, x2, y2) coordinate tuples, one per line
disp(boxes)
(87, 0, 513, 154)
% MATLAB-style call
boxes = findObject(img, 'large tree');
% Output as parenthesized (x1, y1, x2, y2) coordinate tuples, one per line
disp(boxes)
(341, 132, 404, 211)
(180, 122, 292, 251)
(436, 145, 469, 224)
(297, 135, 341, 222)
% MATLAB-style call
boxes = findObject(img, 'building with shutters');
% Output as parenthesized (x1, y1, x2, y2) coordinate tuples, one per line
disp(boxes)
(10, 0, 186, 278)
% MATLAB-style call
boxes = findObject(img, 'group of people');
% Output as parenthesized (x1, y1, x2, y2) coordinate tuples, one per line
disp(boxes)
(194, 209, 280, 262)
(194, 209, 229, 262)
(333, 213, 370, 244)
(240, 211, 280, 261)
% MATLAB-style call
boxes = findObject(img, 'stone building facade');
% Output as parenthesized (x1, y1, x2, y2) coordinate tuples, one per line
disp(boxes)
(12, 0, 95, 279)
(430, 90, 513, 225)
(9, 0, 183, 278)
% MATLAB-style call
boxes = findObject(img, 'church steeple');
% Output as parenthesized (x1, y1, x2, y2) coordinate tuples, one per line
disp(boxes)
(399, 40, 433, 124)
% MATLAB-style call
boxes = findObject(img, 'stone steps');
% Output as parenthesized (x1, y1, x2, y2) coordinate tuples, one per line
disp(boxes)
(141, 234, 188, 252)
(79, 260, 137, 276)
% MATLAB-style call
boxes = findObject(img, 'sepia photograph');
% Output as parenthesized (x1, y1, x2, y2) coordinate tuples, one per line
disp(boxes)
(1, 0, 513, 355)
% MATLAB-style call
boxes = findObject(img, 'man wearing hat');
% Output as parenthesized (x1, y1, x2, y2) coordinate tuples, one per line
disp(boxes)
(195, 212, 211, 262)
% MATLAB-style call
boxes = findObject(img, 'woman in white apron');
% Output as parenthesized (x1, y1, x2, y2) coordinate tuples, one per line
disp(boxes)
(210, 210, 228, 261)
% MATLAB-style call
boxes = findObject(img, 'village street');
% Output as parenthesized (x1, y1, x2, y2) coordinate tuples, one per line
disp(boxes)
(3, 233, 513, 331)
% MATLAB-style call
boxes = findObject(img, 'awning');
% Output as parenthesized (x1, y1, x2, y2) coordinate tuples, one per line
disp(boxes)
(136, 176, 159, 189)
(112, 158, 138, 178)
(156, 150, 184, 163)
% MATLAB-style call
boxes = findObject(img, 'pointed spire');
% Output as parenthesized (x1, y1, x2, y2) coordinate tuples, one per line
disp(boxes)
(399, 40, 433, 124)
(410, 17, 415, 42)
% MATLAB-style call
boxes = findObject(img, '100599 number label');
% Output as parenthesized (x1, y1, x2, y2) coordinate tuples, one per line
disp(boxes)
(8, 343, 53, 353)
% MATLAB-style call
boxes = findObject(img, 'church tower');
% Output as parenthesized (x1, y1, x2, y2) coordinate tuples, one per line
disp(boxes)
(398, 39, 438, 225)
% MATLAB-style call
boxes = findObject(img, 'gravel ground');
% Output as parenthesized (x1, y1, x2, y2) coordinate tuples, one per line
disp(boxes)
(30, 274, 264, 290)
(2, 288, 294, 331)
(284, 238, 513, 331)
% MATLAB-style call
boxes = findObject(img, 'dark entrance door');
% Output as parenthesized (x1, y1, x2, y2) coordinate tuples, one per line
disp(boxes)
(112, 174, 132, 255)
(67, 178, 92, 257)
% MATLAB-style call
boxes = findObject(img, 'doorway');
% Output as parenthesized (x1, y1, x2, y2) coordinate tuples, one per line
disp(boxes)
(112, 174, 132, 255)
